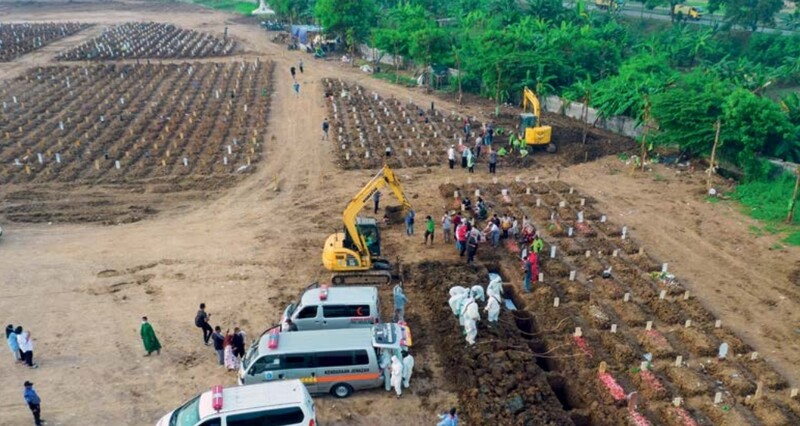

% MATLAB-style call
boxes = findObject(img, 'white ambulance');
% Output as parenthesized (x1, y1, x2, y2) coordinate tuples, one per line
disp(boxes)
(155, 380, 316, 426)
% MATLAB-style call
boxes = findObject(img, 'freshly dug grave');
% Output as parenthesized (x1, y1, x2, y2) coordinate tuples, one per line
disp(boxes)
(407, 261, 575, 425)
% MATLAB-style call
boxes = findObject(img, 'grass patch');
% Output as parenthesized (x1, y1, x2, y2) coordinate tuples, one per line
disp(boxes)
(783, 231, 800, 246)
(373, 71, 417, 87)
(705, 195, 720, 203)
(731, 172, 797, 223)
(731, 171, 800, 246)
(185, 0, 256, 15)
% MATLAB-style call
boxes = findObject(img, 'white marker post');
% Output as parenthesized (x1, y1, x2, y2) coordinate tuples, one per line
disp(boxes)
(553, 297, 560, 307)
(659, 290, 667, 300)
(675, 355, 682, 367)
(624, 292, 630, 302)
(645, 321, 653, 331)
(550, 246, 556, 259)
(569, 271, 576, 281)
(610, 324, 617, 333)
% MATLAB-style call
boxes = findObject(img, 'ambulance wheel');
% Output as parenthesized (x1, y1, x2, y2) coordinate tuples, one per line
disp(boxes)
(331, 383, 353, 398)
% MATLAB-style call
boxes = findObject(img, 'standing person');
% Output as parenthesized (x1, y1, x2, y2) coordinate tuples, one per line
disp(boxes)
(223, 330, 238, 371)
(195, 303, 213, 345)
(293, 81, 300, 97)
(474, 135, 482, 158)
(531, 234, 544, 256)
(16, 327, 36, 368)
(232, 327, 246, 359)
(424, 215, 435, 245)
(488, 148, 498, 174)
(484, 221, 500, 247)
(463, 298, 480, 345)
(485, 292, 501, 326)
(437, 408, 458, 426)
(23, 381, 42, 426)
(466, 226, 480, 264)
(463, 119, 470, 137)
(467, 152, 475, 173)
(211, 326, 225, 366)
(7, 324, 21, 363)
(140, 317, 161, 356)
(447, 145, 456, 169)
(379, 349, 392, 391)
(522, 251, 539, 293)
(441, 212, 452, 243)
(393, 283, 408, 322)
(322, 118, 329, 140)
(373, 190, 382, 214)
(290, 66, 296, 79)
(456, 222, 468, 257)
(402, 351, 415, 388)
(460, 147, 468, 168)
(298, 60, 304, 73)
(404, 209, 415, 236)
(390, 356, 403, 398)
(486, 122, 494, 145)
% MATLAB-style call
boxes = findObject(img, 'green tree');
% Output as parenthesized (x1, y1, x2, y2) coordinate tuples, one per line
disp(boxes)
(315, 0, 377, 47)
(271, 0, 313, 23)
(722, 88, 793, 179)
(708, 0, 784, 31)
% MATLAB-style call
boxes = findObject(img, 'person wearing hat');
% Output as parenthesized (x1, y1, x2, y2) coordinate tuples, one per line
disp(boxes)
(23, 381, 42, 425)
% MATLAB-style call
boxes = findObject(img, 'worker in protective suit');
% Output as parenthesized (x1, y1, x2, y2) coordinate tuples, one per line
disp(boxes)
(485, 292, 501, 325)
(470, 285, 485, 302)
(487, 276, 503, 302)
(449, 286, 467, 297)
(448, 289, 468, 319)
(390, 355, 403, 397)
(393, 283, 408, 322)
(463, 298, 480, 345)
(379, 349, 392, 391)
(402, 350, 415, 388)
(457, 296, 474, 327)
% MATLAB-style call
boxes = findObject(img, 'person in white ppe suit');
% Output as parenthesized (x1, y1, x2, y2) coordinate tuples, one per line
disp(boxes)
(380, 349, 392, 391)
(457, 296, 474, 326)
(485, 292, 501, 325)
(390, 355, 403, 397)
(470, 285, 485, 302)
(487, 275, 503, 302)
(402, 350, 414, 388)
(463, 298, 480, 345)
(449, 286, 467, 297)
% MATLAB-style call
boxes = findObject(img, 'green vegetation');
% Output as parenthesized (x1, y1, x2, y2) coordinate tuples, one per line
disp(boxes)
(265, 0, 800, 236)
(187, 0, 256, 14)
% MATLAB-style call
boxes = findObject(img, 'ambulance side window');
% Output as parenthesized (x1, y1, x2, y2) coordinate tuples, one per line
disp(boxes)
(249, 355, 280, 374)
(296, 306, 318, 319)
(198, 419, 221, 426)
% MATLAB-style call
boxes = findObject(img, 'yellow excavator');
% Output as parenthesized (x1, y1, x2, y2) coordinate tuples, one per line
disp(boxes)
(322, 164, 411, 285)
(521, 86, 555, 153)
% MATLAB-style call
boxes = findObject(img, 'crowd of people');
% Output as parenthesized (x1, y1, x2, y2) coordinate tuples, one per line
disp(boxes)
(6, 324, 41, 424)
(445, 119, 503, 175)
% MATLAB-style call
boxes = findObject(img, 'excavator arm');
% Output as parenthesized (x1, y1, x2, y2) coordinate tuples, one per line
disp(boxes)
(522, 86, 542, 118)
(341, 164, 412, 257)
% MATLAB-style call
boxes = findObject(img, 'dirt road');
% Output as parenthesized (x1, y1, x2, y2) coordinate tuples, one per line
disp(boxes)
(1, 1, 798, 425)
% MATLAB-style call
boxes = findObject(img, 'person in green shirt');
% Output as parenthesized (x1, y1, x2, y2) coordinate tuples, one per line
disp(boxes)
(140, 316, 161, 356)
(424, 216, 435, 245)
(530, 235, 544, 256)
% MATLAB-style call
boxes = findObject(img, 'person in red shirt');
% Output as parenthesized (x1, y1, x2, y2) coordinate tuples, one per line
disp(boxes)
(523, 251, 538, 293)
(456, 222, 468, 257)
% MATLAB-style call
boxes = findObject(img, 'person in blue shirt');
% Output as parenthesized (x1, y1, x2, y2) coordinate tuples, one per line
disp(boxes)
(23, 381, 42, 426)
(437, 407, 458, 426)
(404, 209, 415, 236)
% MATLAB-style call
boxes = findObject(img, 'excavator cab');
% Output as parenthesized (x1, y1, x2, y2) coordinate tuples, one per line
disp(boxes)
(343, 218, 381, 257)
(520, 87, 555, 152)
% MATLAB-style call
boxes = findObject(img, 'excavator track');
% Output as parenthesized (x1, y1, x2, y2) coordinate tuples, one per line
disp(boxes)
(331, 270, 393, 286)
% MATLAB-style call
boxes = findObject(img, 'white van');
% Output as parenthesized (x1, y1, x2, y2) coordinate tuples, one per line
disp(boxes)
(155, 380, 316, 426)
(281, 284, 379, 331)
(239, 323, 411, 398)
